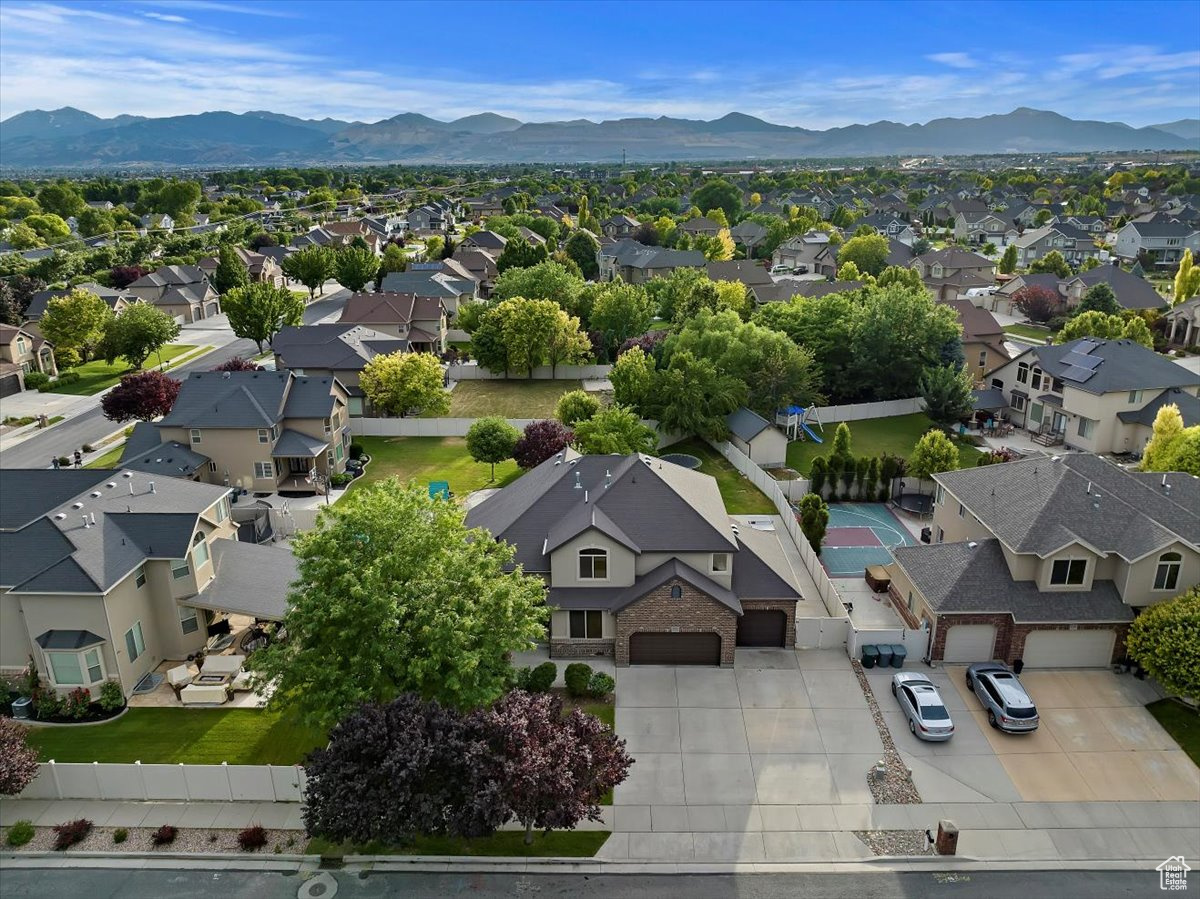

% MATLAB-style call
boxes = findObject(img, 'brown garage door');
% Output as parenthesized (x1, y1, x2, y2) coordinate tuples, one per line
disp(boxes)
(0, 373, 22, 399)
(737, 610, 786, 647)
(629, 632, 721, 666)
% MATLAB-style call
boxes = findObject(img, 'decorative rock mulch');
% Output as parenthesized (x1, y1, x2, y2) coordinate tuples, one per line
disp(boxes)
(852, 829, 935, 857)
(849, 658, 922, 805)
(3, 825, 300, 855)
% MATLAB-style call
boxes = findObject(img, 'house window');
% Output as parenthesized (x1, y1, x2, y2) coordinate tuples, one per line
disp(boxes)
(1077, 417, 1097, 440)
(192, 533, 210, 569)
(47, 647, 105, 687)
(1128, 390, 1143, 404)
(935, 526, 944, 543)
(257, 428, 271, 443)
(179, 605, 199, 635)
(978, 350, 987, 369)
(569, 610, 603, 639)
(907, 592, 914, 612)
(323, 418, 332, 436)
(578, 548, 608, 580)
(670, 585, 683, 599)
(135, 565, 146, 588)
(1017, 363, 1029, 384)
(254, 461, 274, 479)
(1050, 558, 1087, 586)
(712, 553, 730, 573)
(335, 442, 344, 462)
(1154, 552, 1182, 591)
(214, 496, 228, 523)
(124, 621, 145, 662)
(991, 378, 1003, 390)
(209, 461, 218, 473)
(190, 429, 202, 444)
(1030, 368, 1043, 390)
(171, 559, 190, 580)
(957, 502, 965, 519)
(84, 647, 103, 683)
(1051, 378, 1064, 393)
(1012, 395, 1027, 412)
(935, 484, 945, 505)
(16, 336, 27, 354)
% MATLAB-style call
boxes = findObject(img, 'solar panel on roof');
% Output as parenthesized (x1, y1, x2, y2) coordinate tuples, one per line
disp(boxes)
(1063, 351, 1102, 370)
(1061, 365, 1097, 383)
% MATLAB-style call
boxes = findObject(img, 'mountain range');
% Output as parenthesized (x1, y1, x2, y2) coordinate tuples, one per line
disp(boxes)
(0, 106, 1195, 169)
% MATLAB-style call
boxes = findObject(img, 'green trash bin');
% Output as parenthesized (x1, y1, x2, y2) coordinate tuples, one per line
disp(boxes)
(876, 644, 893, 667)
(890, 643, 907, 668)
(862, 644, 878, 669)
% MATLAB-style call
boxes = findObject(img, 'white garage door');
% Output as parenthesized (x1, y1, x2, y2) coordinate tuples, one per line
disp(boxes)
(1022, 630, 1115, 668)
(942, 624, 996, 663)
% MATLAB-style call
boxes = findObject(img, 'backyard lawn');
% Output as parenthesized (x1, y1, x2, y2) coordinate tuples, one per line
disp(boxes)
(448, 379, 600, 418)
(25, 708, 325, 765)
(307, 830, 610, 858)
(668, 438, 776, 515)
(47, 344, 205, 396)
(1147, 699, 1200, 768)
(784, 413, 985, 476)
(1003, 323, 1053, 343)
(353, 436, 522, 497)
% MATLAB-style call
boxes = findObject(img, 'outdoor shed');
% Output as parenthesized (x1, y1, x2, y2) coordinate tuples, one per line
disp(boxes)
(726, 407, 788, 467)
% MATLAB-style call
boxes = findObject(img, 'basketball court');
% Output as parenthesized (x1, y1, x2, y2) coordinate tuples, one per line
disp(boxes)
(819, 503, 917, 576)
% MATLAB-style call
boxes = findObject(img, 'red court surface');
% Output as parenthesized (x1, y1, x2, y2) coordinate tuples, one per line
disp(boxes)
(823, 526, 882, 547)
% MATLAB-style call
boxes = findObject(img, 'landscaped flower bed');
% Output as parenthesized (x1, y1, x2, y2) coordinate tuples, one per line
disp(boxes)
(2, 823, 300, 855)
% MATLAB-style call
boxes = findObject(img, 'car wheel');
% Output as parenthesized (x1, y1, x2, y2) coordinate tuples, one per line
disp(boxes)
(987, 709, 997, 729)
(891, 682, 897, 696)
(909, 718, 917, 735)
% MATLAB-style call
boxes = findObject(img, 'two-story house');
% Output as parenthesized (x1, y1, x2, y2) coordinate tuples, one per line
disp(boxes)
(0, 324, 57, 394)
(885, 454, 1199, 668)
(1113, 221, 1200, 268)
(601, 214, 641, 239)
(771, 231, 838, 277)
(953, 210, 1009, 245)
(940, 300, 1009, 379)
(124, 265, 221, 324)
(679, 216, 722, 239)
(909, 247, 996, 301)
(137, 371, 351, 495)
(271, 324, 410, 417)
(989, 265, 1165, 317)
(597, 240, 707, 284)
(380, 263, 477, 319)
(1011, 224, 1099, 268)
(858, 213, 918, 245)
(465, 451, 806, 666)
(339, 291, 448, 352)
(197, 246, 284, 288)
(0, 469, 296, 698)
(983, 337, 1198, 452)
(729, 220, 769, 256)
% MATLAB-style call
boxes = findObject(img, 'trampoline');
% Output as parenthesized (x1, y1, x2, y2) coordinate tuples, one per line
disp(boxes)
(818, 503, 918, 576)
(660, 453, 702, 470)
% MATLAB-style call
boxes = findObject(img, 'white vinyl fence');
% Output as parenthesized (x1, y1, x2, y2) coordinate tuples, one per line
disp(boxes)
(447, 363, 613, 381)
(810, 397, 925, 423)
(18, 761, 305, 802)
(352, 417, 538, 438)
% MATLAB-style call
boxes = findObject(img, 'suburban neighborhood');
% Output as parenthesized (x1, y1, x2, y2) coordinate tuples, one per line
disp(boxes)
(0, 2, 1198, 894)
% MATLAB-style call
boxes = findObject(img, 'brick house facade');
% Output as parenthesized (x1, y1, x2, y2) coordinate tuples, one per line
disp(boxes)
(614, 579, 739, 667)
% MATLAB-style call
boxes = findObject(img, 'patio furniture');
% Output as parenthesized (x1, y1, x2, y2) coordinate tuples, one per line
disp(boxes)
(201, 654, 245, 676)
(179, 683, 229, 705)
(166, 664, 197, 697)
(231, 670, 254, 692)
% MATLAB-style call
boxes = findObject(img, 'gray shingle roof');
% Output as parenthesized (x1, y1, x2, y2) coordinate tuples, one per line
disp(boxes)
(271, 429, 328, 458)
(159, 371, 340, 429)
(0, 470, 112, 530)
(1071, 264, 1165, 311)
(1020, 338, 1194, 396)
(272, 324, 408, 371)
(186, 540, 296, 621)
(35, 629, 105, 650)
(934, 453, 1200, 561)
(891, 539, 1133, 623)
(1116, 387, 1200, 427)
(727, 407, 772, 442)
(118, 432, 210, 478)
(611, 558, 741, 614)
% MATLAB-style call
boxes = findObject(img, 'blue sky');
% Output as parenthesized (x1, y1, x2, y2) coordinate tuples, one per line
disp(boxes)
(2, 0, 1198, 128)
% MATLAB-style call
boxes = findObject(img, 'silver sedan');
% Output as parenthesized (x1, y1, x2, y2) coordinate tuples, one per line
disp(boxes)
(891, 672, 955, 741)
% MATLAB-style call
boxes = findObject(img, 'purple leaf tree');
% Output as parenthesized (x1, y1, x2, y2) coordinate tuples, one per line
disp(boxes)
(100, 370, 181, 422)
(512, 420, 574, 470)
(0, 719, 39, 796)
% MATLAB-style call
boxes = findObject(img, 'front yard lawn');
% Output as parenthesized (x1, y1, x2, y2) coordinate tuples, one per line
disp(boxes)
(25, 708, 325, 765)
(85, 442, 127, 469)
(668, 438, 776, 515)
(448, 379, 600, 419)
(1147, 699, 1200, 768)
(1003, 323, 1053, 343)
(353, 436, 522, 497)
(307, 830, 610, 858)
(784, 413, 984, 476)
(47, 344, 202, 396)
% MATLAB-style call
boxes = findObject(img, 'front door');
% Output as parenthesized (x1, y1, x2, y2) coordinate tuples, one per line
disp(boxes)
(1052, 411, 1067, 435)
(287, 457, 310, 475)
(1028, 402, 1043, 431)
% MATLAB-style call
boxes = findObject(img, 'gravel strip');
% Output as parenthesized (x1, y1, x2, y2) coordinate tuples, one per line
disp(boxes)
(852, 829, 935, 857)
(850, 658, 922, 805)
(3, 825, 300, 855)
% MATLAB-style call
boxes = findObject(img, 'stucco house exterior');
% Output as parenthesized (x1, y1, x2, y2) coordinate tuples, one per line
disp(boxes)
(597, 240, 706, 284)
(940, 300, 1009, 380)
(337, 291, 448, 352)
(0, 323, 57, 393)
(909, 247, 996, 301)
(465, 451, 806, 666)
(1113, 221, 1200, 267)
(885, 454, 1198, 668)
(1010, 224, 1099, 268)
(124, 266, 221, 324)
(272, 324, 409, 417)
(771, 232, 838, 277)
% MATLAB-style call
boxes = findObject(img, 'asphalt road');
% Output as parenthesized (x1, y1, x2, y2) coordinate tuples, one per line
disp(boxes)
(0, 867, 1167, 899)
(0, 291, 346, 470)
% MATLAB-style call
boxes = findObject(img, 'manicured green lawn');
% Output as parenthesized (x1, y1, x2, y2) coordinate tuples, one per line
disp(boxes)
(448, 380, 598, 418)
(1003, 323, 1053, 343)
(307, 830, 610, 858)
(784, 413, 985, 476)
(85, 442, 127, 469)
(25, 708, 325, 765)
(353, 436, 522, 497)
(1147, 699, 1200, 768)
(47, 344, 201, 396)
(668, 438, 776, 515)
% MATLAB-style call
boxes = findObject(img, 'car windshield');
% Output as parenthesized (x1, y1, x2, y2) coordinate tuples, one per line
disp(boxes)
(1007, 706, 1038, 718)
(922, 705, 950, 721)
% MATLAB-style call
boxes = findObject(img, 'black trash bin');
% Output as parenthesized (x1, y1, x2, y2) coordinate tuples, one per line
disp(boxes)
(890, 643, 907, 668)
(862, 644, 878, 669)
(876, 644, 893, 667)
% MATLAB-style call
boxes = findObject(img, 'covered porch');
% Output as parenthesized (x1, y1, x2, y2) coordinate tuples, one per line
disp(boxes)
(271, 429, 330, 495)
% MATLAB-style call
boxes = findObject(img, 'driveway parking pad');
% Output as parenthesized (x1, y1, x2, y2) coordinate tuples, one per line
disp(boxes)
(901, 752, 1019, 803)
(676, 668, 742, 707)
(1067, 751, 1158, 801)
(735, 668, 809, 708)
(1000, 753, 1097, 802)
(1040, 709, 1123, 753)
(742, 708, 824, 754)
(682, 753, 758, 805)
(615, 707, 680, 754)
(1129, 750, 1200, 800)
(801, 669, 869, 708)
(813, 708, 884, 754)
(679, 708, 749, 753)
(970, 710, 1064, 754)
(616, 668, 678, 707)
(751, 754, 840, 804)
(615, 752, 685, 805)
(1099, 705, 1178, 750)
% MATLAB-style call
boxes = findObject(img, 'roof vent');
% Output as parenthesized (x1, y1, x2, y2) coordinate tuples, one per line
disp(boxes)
(89, 513, 96, 526)
(967, 541, 978, 549)
(554, 459, 562, 466)
(604, 469, 611, 489)
(1051, 455, 1060, 462)
(71, 502, 83, 510)
(81, 515, 89, 528)
(1092, 492, 1101, 511)
(122, 471, 133, 478)
(222, 371, 231, 379)
(149, 481, 156, 494)
(53, 513, 65, 521)
(90, 491, 101, 498)
(105, 482, 115, 489)
(574, 471, 582, 490)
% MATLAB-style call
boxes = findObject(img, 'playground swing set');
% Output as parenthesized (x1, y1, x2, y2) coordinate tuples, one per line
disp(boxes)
(776, 405, 825, 443)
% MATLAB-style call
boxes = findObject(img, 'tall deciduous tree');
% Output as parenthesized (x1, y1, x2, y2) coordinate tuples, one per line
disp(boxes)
(1174, 249, 1200, 305)
(691, 179, 742, 224)
(360, 352, 449, 418)
(919, 364, 975, 428)
(555, 390, 601, 427)
(1011, 284, 1063, 323)
(1030, 250, 1071, 278)
(572, 405, 657, 455)
(835, 233, 890, 276)
(334, 246, 381, 293)
(39, 288, 113, 363)
(563, 231, 600, 279)
(584, 282, 654, 357)
(222, 282, 305, 353)
(466, 416, 520, 480)
(1141, 404, 1200, 476)
(100, 370, 181, 422)
(646, 350, 746, 440)
(610, 345, 657, 411)
(1056, 310, 1153, 348)
(998, 244, 1018, 274)
(248, 481, 548, 730)
(492, 260, 584, 319)
(213, 244, 250, 295)
(907, 429, 960, 485)
(281, 245, 333, 300)
(98, 301, 181, 368)
(496, 238, 549, 273)
(1125, 586, 1200, 698)
(513, 420, 574, 469)
(485, 691, 632, 844)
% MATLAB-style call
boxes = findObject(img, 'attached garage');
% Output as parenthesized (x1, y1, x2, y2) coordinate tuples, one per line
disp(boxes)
(206, 301, 221, 317)
(1021, 629, 1115, 669)
(629, 632, 721, 666)
(942, 624, 996, 663)
(737, 610, 786, 647)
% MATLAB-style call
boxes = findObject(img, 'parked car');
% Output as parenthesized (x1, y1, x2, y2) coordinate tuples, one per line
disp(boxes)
(891, 672, 955, 741)
(769, 264, 791, 276)
(965, 662, 1039, 733)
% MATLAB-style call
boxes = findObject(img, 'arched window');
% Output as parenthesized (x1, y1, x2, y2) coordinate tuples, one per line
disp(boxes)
(670, 585, 682, 599)
(578, 548, 608, 580)
(191, 531, 210, 568)
(1154, 552, 1182, 592)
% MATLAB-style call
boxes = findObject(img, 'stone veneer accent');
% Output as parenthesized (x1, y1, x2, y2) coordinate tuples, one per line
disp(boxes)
(740, 599, 798, 647)
(614, 577, 738, 667)
(549, 639, 615, 660)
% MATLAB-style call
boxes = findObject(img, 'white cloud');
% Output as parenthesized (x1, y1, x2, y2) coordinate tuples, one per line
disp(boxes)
(144, 12, 190, 23)
(926, 52, 977, 69)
